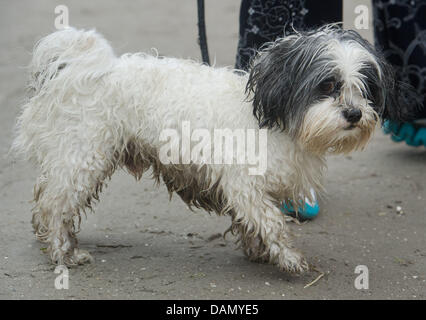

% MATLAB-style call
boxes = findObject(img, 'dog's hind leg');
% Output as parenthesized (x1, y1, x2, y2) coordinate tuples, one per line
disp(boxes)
(32, 146, 117, 266)
(231, 198, 309, 273)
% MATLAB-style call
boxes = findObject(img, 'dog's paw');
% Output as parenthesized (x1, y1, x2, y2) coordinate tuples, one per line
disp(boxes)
(262, 243, 310, 273)
(50, 248, 93, 266)
(279, 248, 310, 273)
(65, 249, 93, 266)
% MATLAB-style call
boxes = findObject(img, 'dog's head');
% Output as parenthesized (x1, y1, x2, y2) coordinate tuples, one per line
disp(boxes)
(246, 25, 421, 155)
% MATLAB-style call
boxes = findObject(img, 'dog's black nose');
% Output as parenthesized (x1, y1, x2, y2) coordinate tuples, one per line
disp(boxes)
(343, 108, 362, 123)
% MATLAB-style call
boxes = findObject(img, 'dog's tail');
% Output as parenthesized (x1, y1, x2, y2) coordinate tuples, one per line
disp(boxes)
(11, 27, 116, 162)
(28, 27, 116, 95)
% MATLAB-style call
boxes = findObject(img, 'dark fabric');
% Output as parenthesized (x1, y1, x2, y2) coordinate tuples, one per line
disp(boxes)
(373, 0, 426, 118)
(235, 0, 342, 71)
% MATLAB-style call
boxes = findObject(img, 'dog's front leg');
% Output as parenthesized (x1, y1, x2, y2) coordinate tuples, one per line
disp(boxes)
(232, 200, 309, 273)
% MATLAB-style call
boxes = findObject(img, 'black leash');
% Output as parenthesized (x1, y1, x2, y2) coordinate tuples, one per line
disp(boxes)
(197, 0, 210, 65)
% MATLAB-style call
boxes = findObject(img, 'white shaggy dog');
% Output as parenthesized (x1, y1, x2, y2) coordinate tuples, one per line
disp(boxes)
(12, 26, 411, 272)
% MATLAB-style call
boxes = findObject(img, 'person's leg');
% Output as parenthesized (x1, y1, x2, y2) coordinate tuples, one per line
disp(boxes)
(373, 0, 426, 146)
(236, 0, 342, 71)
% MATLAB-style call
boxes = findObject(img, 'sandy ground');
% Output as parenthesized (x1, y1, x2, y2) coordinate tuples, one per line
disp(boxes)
(0, 0, 425, 300)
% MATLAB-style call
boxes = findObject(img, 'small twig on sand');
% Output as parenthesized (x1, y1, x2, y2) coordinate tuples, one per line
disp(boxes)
(304, 267, 326, 289)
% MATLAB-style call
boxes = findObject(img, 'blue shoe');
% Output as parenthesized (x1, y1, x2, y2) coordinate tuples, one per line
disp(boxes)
(383, 120, 426, 147)
(412, 126, 426, 146)
(281, 188, 319, 220)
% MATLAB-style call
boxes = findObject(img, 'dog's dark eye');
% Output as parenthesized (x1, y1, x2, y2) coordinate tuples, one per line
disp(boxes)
(319, 80, 335, 94)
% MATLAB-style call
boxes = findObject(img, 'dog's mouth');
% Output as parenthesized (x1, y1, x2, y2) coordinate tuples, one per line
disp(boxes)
(344, 124, 357, 130)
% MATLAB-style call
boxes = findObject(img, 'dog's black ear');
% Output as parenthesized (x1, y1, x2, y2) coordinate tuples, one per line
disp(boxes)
(245, 34, 335, 135)
(379, 63, 423, 122)
(245, 38, 295, 131)
(362, 56, 423, 123)
(338, 29, 423, 123)
(246, 36, 320, 134)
